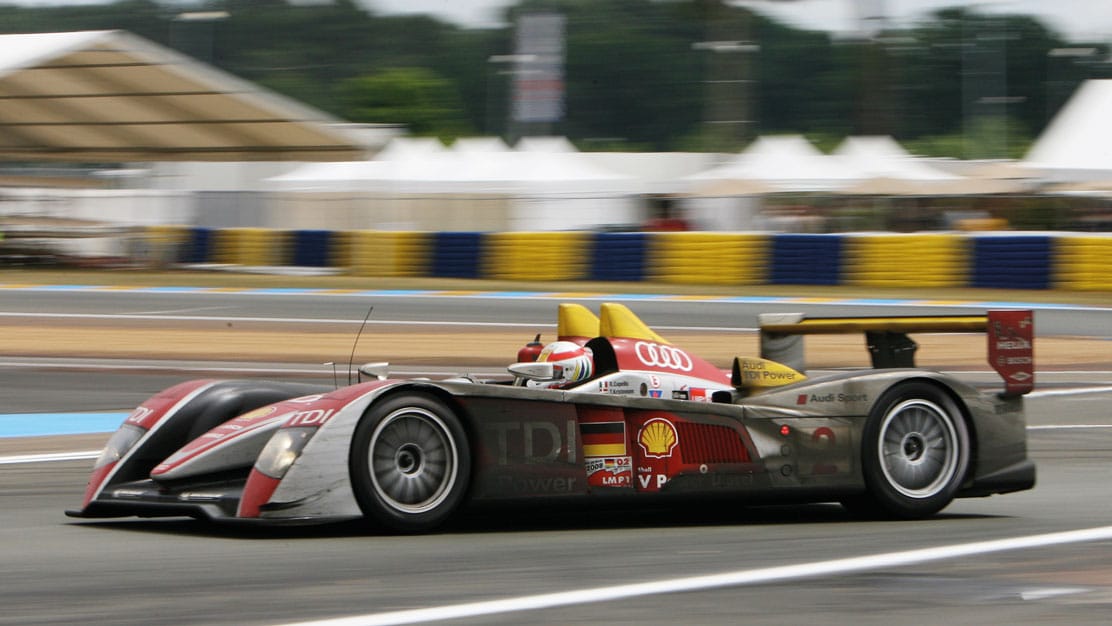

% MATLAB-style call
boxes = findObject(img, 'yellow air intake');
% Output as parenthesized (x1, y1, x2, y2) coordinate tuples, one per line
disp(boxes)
(731, 357, 807, 390)
(557, 303, 600, 340)
(598, 303, 669, 344)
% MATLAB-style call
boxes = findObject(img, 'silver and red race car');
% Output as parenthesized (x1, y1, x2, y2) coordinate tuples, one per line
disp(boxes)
(68, 303, 1036, 532)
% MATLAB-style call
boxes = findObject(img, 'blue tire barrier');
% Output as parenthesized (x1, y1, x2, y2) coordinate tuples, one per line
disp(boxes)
(181, 227, 213, 264)
(769, 234, 843, 285)
(431, 231, 484, 278)
(590, 233, 647, 282)
(971, 235, 1053, 289)
(291, 230, 333, 267)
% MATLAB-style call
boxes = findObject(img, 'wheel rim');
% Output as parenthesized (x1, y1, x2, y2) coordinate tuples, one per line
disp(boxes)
(367, 406, 458, 514)
(877, 399, 960, 499)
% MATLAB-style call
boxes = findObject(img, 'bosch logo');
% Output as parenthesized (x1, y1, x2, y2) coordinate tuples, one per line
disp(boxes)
(634, 342, 693, 372)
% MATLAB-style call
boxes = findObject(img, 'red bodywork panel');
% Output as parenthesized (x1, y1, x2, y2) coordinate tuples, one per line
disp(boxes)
(81, 379, 217, 507)
(238, 471, 281, 518)
(609, 338, 730, 384)
(126, 379, 217, 430)
(987, 310, 1035, 396)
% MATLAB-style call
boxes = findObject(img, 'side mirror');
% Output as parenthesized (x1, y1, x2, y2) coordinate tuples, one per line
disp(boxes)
(358, 362, 390, 382)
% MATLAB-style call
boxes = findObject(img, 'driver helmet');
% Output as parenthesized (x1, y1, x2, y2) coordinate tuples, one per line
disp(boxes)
(535, 341, 594, 387)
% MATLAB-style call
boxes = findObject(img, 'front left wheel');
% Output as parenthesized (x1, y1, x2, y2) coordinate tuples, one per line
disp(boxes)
(350, 393, 470, 533)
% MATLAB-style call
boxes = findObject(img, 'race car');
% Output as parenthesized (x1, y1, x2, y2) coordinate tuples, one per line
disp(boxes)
(68, 302, 1036, 532)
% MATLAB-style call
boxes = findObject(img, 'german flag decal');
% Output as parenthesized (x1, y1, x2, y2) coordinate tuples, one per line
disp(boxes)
(581, 422, 627, 457)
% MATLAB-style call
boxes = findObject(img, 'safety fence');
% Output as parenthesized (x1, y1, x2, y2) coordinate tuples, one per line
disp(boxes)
(147, 226, 1112, 291)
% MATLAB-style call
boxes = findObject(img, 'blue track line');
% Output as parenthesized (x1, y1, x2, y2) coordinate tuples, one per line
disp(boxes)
(0, 412, 125, 438)
(0, 283, 1104, 311)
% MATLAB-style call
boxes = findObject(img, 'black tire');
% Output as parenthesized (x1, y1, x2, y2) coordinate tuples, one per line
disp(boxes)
(349, 393, 470, 533)
(845, 382, 970, 520)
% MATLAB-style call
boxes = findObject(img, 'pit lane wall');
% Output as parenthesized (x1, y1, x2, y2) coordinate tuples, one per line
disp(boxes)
(145, 227, 1112, 291)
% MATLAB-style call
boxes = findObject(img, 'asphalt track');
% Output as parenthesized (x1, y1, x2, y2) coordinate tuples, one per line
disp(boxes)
(2, 283, 1110, 335)
(3, 286, 1112, 625)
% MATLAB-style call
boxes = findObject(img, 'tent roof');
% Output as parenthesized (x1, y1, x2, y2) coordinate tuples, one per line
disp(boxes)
(831, 136, 986, 195)
(1024, 79, 1112, 179)
(688, 135, 860, 193)
(271, 135, 632, 194)
(0, 30, 366, 162)
(833, 136, 957, 182)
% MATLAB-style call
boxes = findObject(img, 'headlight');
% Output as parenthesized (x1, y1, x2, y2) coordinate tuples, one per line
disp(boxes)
(254, 427, 315, 479)
(93, 424, 145, 470)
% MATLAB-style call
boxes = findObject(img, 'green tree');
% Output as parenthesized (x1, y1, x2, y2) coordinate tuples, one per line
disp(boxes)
(887, 7, 1106, 155)
(338, 67, 475, 140)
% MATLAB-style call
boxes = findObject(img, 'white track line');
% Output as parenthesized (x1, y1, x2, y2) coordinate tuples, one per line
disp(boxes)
(1028, 424, 1112, 430)
(0, 450, 100, 465)
(0, 360, 342, 375)
(0, 311, 755, 333)
(1028, 385, 1112, 398)
(276, 525, 1112, 626)
(0, 311, 554, 327)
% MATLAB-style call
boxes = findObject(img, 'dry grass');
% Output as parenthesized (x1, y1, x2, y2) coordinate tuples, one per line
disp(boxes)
(0, 323, 1104, 370)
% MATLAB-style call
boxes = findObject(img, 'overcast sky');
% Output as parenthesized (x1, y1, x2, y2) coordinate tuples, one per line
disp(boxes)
(363, 0, 1112, 42)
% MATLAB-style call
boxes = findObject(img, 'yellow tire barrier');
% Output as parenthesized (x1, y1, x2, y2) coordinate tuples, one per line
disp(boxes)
(844, 234, 967, 288)
(648, 232, 769, 285)
(212, 227, 289, 267)
(345, 230, 430, 277)
(484, 232, 589, 281)
(1055, 235, 1112, 291)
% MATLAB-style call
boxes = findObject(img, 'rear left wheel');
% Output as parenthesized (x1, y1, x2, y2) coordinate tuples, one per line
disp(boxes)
(350, 394, 470, 533)
(845, 382, 970, 519)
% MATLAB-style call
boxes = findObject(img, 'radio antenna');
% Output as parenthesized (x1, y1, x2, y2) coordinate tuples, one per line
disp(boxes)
(348, 305, 374, 385)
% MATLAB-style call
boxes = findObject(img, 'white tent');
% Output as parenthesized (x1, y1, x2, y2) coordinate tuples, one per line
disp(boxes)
(268, 138, 447, 193)
(687, 135, 861, 193)
(1024, 79, 1112, 183)
(832, 136, 962, 194)
(274, 136, 632, 192)
(268, 136, 639, 231)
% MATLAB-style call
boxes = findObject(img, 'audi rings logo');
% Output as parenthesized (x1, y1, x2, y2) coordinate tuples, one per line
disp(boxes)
(634, 342, 693, 372)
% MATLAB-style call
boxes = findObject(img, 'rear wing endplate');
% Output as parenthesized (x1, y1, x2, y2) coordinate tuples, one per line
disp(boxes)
(758, 310, 1034, 396)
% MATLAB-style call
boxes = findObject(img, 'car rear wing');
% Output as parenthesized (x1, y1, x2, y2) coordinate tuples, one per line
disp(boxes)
(758, 310, 1034, 396)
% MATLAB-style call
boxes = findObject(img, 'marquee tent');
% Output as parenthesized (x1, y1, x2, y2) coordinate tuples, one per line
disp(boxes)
(832, 136, 962, 195)
(269, 136, 638, 231)
(1024, 79, 1112, 184)
(687, 135, 861, 193)
(273, 136, 632, 194)
(0, 30, 364, 162)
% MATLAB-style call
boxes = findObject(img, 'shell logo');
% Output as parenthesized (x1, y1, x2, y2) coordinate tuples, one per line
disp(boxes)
(238, 405, 278, 422)
(638, 418, 678, 458)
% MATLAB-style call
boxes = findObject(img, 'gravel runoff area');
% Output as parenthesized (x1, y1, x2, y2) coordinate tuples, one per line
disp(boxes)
(1, 267, 1108, 367)
(0, 322, 1105, 371)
